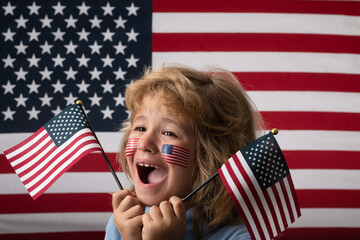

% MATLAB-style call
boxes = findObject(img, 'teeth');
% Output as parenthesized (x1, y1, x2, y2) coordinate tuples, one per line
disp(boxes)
(137, 163, 157, 168)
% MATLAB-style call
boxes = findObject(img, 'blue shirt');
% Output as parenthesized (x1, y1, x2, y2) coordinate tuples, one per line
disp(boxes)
(105, 207, 251, 240)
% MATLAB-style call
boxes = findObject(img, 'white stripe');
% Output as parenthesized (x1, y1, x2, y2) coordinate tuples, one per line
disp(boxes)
(283, 177, 300, 220)
(0, 172, 132, 194)
(153, 13, 360, 36)
(229, 156, 270, 239)
(28, 143, 102, 197)
(275, 183, 292, 227)
(0, 212, 111, 234)
(221, 162, 261, 239)
(1, 130, 359, 152)
(290, 208, 360, 228)
(248, 91, 360, 113)
(7, 130, 48, 166)
(291, 169, 360, 190)
(266, 187, 285, 232)
(152, 52, 360, 74)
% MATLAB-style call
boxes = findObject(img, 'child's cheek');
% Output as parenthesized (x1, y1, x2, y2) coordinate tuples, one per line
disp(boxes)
(125, 138, 139, 158)
(161, 144, 190, 168)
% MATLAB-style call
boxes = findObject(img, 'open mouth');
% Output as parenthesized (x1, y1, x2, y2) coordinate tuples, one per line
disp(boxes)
(137, 163, 166, 184)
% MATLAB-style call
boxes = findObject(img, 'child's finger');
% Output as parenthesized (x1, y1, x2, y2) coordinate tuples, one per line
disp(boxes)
(148, 205, 163, 221)
(169, 196, 186, 220)
(159, 200, 175, 219)
(111, 189, 134, 210)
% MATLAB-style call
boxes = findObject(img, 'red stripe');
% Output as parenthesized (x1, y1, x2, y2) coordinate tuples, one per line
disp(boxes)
(261, 112, 360, 131)
(282, 228, 360, 240)
(297, 189, 360, 208)
(0, 153, 119, 173)
(0, 193, 112, 214)
(230, 155, 267, 240)
(233, 153, 275, 239)
(236, 72, 360, 92)
(284, 151, 360, 170)
(153, 0, 360, 15)
(153, 33, 360, 54)
(263, 187, 282, 235)
(271, 184, 288, 230)
(0, 232, 105, 240)
(287, 176, 301, 218)
(3, 127, 45, 156)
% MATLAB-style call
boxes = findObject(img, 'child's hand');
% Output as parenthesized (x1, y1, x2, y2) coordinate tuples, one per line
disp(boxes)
(142, 196, 186, 240)
(112, 189, 144, 240)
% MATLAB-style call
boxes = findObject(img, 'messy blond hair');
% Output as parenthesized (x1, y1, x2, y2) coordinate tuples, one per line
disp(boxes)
(118, 64, 262, 237)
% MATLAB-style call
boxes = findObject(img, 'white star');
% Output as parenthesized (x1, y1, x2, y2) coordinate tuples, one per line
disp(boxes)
(89, 15, 102, 28)
(65, 15, 78, 28)
(102, 80, 114, 93)
(51, 106, 62, 116)
(89, 93, 101, 106)
(27, 106, 41, 120)
(27, 80, 40, 94)
(27, 54, 41, 67)
(15, 93, 28, 107)
(2, 81, 16, 94)
(3, 28, 15, 42)
(64, 41, 78, 54)
(113, 67, 127, 80)
(53, 1, 65, 15)
(15, 41, 28, 54)
(114, 16, 127, 29)
(77, 28, 90, 41)
(51, 80, 65, 93)
(52, 54, 65, 67)
(64, 93, 78, 105)
(89, 67, 102, 80)
(114, 41, 127, 55)
(113, 93, 125, 106)
(3, 2, 16, 16)
(14, 67, 28, 81)
(77, 54, 90, 67)
(64, 67, 77, 80)
(39, 93, 53, 106)
(40, 15, 53, 28)
(40, 41, 53, 54)
(2, 107, 16, 121)
(126, 3, 139, 16)
(52, 28, 65, 41)
(77, 2, 90, 15)
(101, 54, 114, 68)
(2, 55, 16, 68)
(102, 28, 114, 42)
(15, 15, 28, 28)
(101, 106, 114, 119)
(126, 54, 139, 68)
(28, 2, 41, 15)
(39, 67, 53, 80)
(27, 28, 40, 41)
(126, 28, 139, 42)
(76, 80, 90, 93)
(102, 2, 114, 16)
(89, 41, 102, 54)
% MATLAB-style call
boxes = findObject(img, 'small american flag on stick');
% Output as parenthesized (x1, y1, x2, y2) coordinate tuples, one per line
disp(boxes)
(218, 130, 301, 240)
(3, 104, 102, 200)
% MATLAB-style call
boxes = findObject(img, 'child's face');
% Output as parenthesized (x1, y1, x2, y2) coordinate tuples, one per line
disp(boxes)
(127, 94, 196, 206)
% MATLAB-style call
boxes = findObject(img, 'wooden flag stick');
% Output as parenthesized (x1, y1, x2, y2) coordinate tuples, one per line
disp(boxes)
(76, 100, 123, 190)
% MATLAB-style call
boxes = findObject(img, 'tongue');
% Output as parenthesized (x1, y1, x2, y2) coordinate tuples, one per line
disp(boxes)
(147, 168, 165, 184)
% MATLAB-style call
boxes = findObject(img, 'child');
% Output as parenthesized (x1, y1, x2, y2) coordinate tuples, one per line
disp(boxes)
(105, 64, 262, 240)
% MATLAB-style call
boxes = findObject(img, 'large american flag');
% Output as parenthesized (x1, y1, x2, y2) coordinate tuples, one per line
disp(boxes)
(0, 0, 359, 239)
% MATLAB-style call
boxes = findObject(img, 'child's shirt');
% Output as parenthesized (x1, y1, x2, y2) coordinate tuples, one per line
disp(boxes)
(105, 207, 251, 240)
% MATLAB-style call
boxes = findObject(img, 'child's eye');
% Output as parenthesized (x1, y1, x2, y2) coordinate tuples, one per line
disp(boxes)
(134, 126, 146, 132)
(163, 131, 177, 137)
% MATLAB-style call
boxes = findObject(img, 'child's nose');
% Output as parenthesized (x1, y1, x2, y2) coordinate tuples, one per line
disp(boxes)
(137, 132, 158, 153)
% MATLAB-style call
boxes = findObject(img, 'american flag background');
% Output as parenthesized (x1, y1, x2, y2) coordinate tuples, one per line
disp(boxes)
(1, 0, 359, 239)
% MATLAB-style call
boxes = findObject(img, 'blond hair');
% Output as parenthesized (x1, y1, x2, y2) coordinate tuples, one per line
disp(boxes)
(118, 64, 262, 237)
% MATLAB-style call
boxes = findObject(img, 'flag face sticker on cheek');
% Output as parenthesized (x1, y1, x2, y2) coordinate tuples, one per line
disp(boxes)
(125, 138, 139, 158)
(161, 144, 190, 168)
